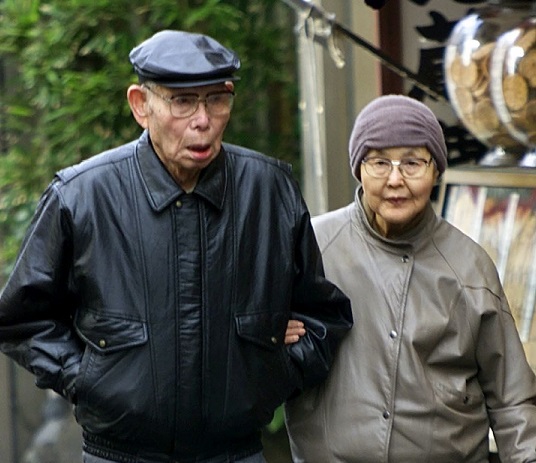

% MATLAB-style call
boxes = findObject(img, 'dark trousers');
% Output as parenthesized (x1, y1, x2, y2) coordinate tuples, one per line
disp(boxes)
(82, 451, 267, 463)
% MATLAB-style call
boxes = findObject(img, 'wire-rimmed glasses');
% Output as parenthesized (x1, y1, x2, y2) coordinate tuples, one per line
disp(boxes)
(143, 84, 235, 119)
(361, 157, 434, 179)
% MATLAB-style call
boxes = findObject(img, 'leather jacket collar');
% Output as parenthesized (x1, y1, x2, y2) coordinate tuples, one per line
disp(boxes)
(136, 130, 226, 212)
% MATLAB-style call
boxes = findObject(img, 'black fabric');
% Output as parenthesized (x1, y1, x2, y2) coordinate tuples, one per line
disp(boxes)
(364, 0, 390, 9)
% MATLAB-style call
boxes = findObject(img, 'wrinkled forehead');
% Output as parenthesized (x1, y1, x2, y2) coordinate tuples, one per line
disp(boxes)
(365, 146, 432, 158)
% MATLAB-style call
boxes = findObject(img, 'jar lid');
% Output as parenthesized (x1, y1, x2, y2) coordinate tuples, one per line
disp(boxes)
(487, 0, 536, 6)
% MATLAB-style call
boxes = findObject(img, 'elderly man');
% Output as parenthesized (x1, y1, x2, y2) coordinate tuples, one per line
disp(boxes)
(0, 30, 352, 463)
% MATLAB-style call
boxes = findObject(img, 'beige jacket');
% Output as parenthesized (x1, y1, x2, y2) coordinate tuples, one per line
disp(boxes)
(285, 188, 536, 463)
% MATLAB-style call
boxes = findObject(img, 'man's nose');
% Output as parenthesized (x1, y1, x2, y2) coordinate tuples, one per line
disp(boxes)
(190, 101, 210, 125)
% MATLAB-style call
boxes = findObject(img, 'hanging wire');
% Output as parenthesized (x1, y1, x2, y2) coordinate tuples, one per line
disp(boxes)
(281, 0, 448, 103)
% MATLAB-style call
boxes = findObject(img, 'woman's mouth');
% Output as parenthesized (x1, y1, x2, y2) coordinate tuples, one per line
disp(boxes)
(386, 197, 406, 206)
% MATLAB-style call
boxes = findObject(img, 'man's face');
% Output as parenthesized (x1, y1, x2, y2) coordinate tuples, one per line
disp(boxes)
(141, 82, 233, 184)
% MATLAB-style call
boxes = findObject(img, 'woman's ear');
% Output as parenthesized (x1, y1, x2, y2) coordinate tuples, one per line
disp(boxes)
(434, 169, 442, 186)
(127, 84, 149, 129)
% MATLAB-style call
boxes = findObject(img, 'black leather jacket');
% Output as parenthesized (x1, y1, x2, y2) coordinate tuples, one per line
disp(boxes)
(0, 131, 352, 462)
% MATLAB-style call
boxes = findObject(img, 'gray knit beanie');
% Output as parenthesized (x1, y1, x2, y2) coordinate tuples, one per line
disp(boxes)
(349, 95, 448, 181)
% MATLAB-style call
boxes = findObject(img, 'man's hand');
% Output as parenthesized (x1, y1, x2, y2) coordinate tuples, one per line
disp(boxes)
(285, 320, 306, 345)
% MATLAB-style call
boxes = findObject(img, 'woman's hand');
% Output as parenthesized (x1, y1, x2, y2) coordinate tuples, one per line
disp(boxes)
(285, 319, 306, 345)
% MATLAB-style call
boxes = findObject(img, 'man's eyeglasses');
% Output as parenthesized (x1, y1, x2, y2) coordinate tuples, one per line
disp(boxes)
(143, 84, 235, 119)
(361, 157, 434, 179)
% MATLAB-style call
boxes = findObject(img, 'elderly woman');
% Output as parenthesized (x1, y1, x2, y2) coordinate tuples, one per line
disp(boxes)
(285, 95, 536, 462)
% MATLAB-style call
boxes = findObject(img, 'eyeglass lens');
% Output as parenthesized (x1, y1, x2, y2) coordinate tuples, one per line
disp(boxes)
(169, 93, 234, 118)
(364, 158, 430, 178)
(145, 85, 234, 118)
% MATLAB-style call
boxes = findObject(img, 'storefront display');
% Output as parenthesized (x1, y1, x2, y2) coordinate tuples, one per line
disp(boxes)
(439, 166, 536, 373)
(492, 16, 536, 166)
(444, 0, 536, 166)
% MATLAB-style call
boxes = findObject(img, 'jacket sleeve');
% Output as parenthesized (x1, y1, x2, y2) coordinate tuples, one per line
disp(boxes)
(477, 290, 536, 462)
(286, 196, 353, 391)
(0, 180, 82, 402)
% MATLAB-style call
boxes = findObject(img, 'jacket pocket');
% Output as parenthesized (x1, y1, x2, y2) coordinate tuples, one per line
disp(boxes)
(232, 310, 298, 425)
(432, 381, 489, 457)
(73, 310, 152, 441)
(235, 310, 287, 350)
(434, 380, 485, 413)
(75, 310, 147, 354)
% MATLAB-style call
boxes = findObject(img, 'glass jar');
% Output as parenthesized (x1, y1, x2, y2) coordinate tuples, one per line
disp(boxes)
(491, 15, 536, 166)
(444, 0, 535, 166)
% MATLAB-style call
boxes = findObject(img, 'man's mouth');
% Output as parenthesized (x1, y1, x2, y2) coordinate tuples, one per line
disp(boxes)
(188, 144, 212, 159)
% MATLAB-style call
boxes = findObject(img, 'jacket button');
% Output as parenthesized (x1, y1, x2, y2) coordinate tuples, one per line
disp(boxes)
(175, 200, 182, 208)
(98, 339, 107, 348)
(389, 330, 398, 339)
(271, 336, 278, 344)
(382, 411, 390, 419)
(401, 255, 409, 263)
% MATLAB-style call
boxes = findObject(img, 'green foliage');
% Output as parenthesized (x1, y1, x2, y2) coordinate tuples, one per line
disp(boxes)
(266, 404, 286, 434)
(0, 0, 299, 281)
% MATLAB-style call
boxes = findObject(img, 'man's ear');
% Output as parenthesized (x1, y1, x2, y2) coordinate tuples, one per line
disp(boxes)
(127, 84, 149, 129)
(224, 81, 235, 93)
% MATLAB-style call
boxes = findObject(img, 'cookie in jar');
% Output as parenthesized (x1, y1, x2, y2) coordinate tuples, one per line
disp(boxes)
(444, 1, 533, 162)
(491, 17, 536, 158)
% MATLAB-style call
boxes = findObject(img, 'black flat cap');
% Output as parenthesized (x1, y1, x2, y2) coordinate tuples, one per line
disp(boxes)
(129, 30, 241, 88)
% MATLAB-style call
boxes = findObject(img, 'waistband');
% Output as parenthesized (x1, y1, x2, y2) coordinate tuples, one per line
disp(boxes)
(82, 431, 263, 463)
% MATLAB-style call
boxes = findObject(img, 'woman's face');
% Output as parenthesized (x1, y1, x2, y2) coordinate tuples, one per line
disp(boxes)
(360, 146, 439, 238)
